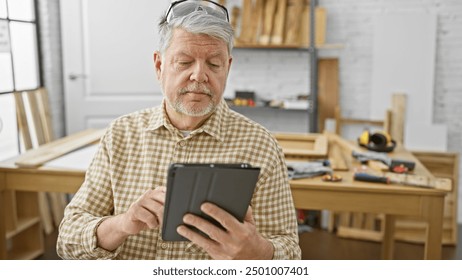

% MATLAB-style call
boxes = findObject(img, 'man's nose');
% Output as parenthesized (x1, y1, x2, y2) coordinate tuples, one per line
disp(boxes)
(190, 62, 208, 83)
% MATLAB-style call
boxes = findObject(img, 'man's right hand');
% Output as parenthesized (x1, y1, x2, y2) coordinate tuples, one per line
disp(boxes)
(96, 186, 166, 251)
(120, 187, 167, 234)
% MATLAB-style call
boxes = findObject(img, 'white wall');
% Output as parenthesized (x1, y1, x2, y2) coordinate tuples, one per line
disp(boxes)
(38, 0, 462, 222)
(320, 0, 462, 223)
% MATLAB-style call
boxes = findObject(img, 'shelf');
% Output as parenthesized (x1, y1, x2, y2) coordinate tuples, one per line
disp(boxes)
(230, 106, 309, 112)
(5, 216, 41, 239)
(6, 221, 44, 260)
(234, 43, 308, 50)
(234, 43, 344, 50)
(8, 248, 44, 260)
(3, 190, 44, 260)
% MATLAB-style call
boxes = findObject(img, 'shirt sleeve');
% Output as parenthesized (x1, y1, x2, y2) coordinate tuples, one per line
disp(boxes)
(56, 131, 121, 259)
(252, 140, 302, 260)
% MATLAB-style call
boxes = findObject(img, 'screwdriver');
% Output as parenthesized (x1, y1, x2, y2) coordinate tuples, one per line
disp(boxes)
(354, 172, 391, 184)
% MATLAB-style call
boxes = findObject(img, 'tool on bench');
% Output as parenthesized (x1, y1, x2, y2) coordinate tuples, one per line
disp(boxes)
(352, 150, 415, 173)
(358, 130, 396, 153)
(353, 172, 452, 191)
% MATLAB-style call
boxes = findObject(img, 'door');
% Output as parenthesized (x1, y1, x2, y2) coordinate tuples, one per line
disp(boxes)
(60, 0, 169, 134)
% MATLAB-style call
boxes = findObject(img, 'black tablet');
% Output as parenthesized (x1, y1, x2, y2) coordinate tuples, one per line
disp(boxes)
(162, 163, 260, 241)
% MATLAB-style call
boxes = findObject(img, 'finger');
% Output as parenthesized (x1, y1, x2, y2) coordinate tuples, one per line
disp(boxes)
(177, 224, 218, 254)
(133, 207, 159, 228)
(183, 213, 227, 242)
(137, 189, 166, 224)
(133, 188, 165, 228)
(146, 187, 167, 204)
(137, 200, 164, 226)
(200, 202, 239, 231)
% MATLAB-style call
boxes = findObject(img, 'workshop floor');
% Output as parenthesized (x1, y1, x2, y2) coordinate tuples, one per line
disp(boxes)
(37, 225, 462, 260)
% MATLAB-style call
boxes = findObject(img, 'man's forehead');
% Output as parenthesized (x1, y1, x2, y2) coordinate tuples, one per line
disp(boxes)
(168, 29, 229, 55)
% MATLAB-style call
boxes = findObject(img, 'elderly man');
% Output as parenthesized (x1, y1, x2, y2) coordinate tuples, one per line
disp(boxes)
(57, 0, 301, 260)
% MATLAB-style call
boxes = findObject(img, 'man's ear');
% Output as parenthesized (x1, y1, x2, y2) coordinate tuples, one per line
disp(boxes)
(153, 51, 162, 79)
(227, 56, 233, 72)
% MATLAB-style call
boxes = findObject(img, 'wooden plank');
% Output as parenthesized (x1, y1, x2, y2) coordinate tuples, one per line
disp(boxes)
(270, 0, 287, 45)
(237, 0, 253, 44)
(328, 141, 348, 171)
(15, 129, 105, 168)
(230, 6, 240, 36)
(33, 88, 68, 228)
(300, 4, 327, 47)
(325, 131, 362, 154)
(352, 212, 364, 228)
(381, 215, 396, 259)
(284, 0, 304, 46)
(251, 0, 265, 43)
(317, 58, 339, 133)
(274, 133, 328, 158)
(25, 92, 46, 146)
(337, 226, 384, 242)
(385, 172, 452, 191)
(14, 92, 33, 151)
(37, 192, 53, 235)
(35, 88, 54, 142)
(390, 93, 406, 144)
(14, 91, 55, 234)
(259, 0, 278, 45)
(364, 213, 377, 230)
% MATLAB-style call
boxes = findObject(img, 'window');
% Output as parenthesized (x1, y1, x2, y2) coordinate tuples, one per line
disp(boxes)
(0, 0, 41, 160)
(0, 0, 41, 94)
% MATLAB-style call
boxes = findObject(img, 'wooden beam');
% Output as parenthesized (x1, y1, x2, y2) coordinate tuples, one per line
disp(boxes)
(270, 0, 287, 45)
(15, 129, 105, 168)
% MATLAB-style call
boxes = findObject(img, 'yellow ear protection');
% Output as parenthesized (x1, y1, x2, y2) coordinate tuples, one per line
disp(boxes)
(358, 130, 396, 153)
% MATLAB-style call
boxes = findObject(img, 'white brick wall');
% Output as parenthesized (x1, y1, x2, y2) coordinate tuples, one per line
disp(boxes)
(39, 0, 462, 222)
(319, 0, 462, 223)
(37, 0, 65, 139)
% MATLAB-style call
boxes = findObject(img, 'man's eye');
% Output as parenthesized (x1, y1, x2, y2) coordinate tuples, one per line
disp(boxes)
(178, 61, 192, 66)
(208, 62, 220, 68)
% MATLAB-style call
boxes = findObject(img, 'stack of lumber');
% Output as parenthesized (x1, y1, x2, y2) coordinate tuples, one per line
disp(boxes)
(14, 88, 70, 234)
(234, 0, 326, 47)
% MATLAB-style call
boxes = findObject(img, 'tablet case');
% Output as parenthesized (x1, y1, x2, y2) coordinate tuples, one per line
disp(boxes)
(162, 163, 260, 241)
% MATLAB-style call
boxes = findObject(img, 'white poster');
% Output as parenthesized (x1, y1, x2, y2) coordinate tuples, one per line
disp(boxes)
(371, 12, 437, 125)
(0, 94, 19, 161)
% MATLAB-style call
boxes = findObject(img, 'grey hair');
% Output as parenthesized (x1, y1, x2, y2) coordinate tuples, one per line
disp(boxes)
(158, 11, 234, 55)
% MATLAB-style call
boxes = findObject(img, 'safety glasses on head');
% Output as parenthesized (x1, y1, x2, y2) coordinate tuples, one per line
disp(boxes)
(165, 0, 229, 23)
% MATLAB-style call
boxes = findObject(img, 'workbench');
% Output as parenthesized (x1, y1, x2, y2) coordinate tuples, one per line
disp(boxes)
(0, 131, 447, 259)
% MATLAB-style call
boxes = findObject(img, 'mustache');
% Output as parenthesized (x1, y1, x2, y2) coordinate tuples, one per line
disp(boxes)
(178, 83, 212, 96)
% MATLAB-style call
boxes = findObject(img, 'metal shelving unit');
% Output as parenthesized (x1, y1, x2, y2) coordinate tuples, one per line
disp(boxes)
(232, 0, 325, 133)
(308, 0, 319, 133)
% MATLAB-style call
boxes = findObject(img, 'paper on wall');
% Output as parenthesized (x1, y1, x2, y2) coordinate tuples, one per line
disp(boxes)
(370, 12, 437, 125)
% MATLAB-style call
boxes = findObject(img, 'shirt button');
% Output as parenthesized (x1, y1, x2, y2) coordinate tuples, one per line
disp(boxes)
(178, 141, 187, 147)
(160, 243, 168, 250)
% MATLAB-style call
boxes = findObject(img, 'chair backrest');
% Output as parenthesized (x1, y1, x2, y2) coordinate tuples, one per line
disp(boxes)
(14, 88, 55, 151)
(13, 87, 63, 234)
(334, 93, 406, 144)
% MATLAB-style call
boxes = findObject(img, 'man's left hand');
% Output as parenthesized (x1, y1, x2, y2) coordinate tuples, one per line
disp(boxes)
(176, 203, 274, 260)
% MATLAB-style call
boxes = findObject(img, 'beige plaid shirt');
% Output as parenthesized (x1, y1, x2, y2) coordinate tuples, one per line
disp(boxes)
(57, 100, 301, 260)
